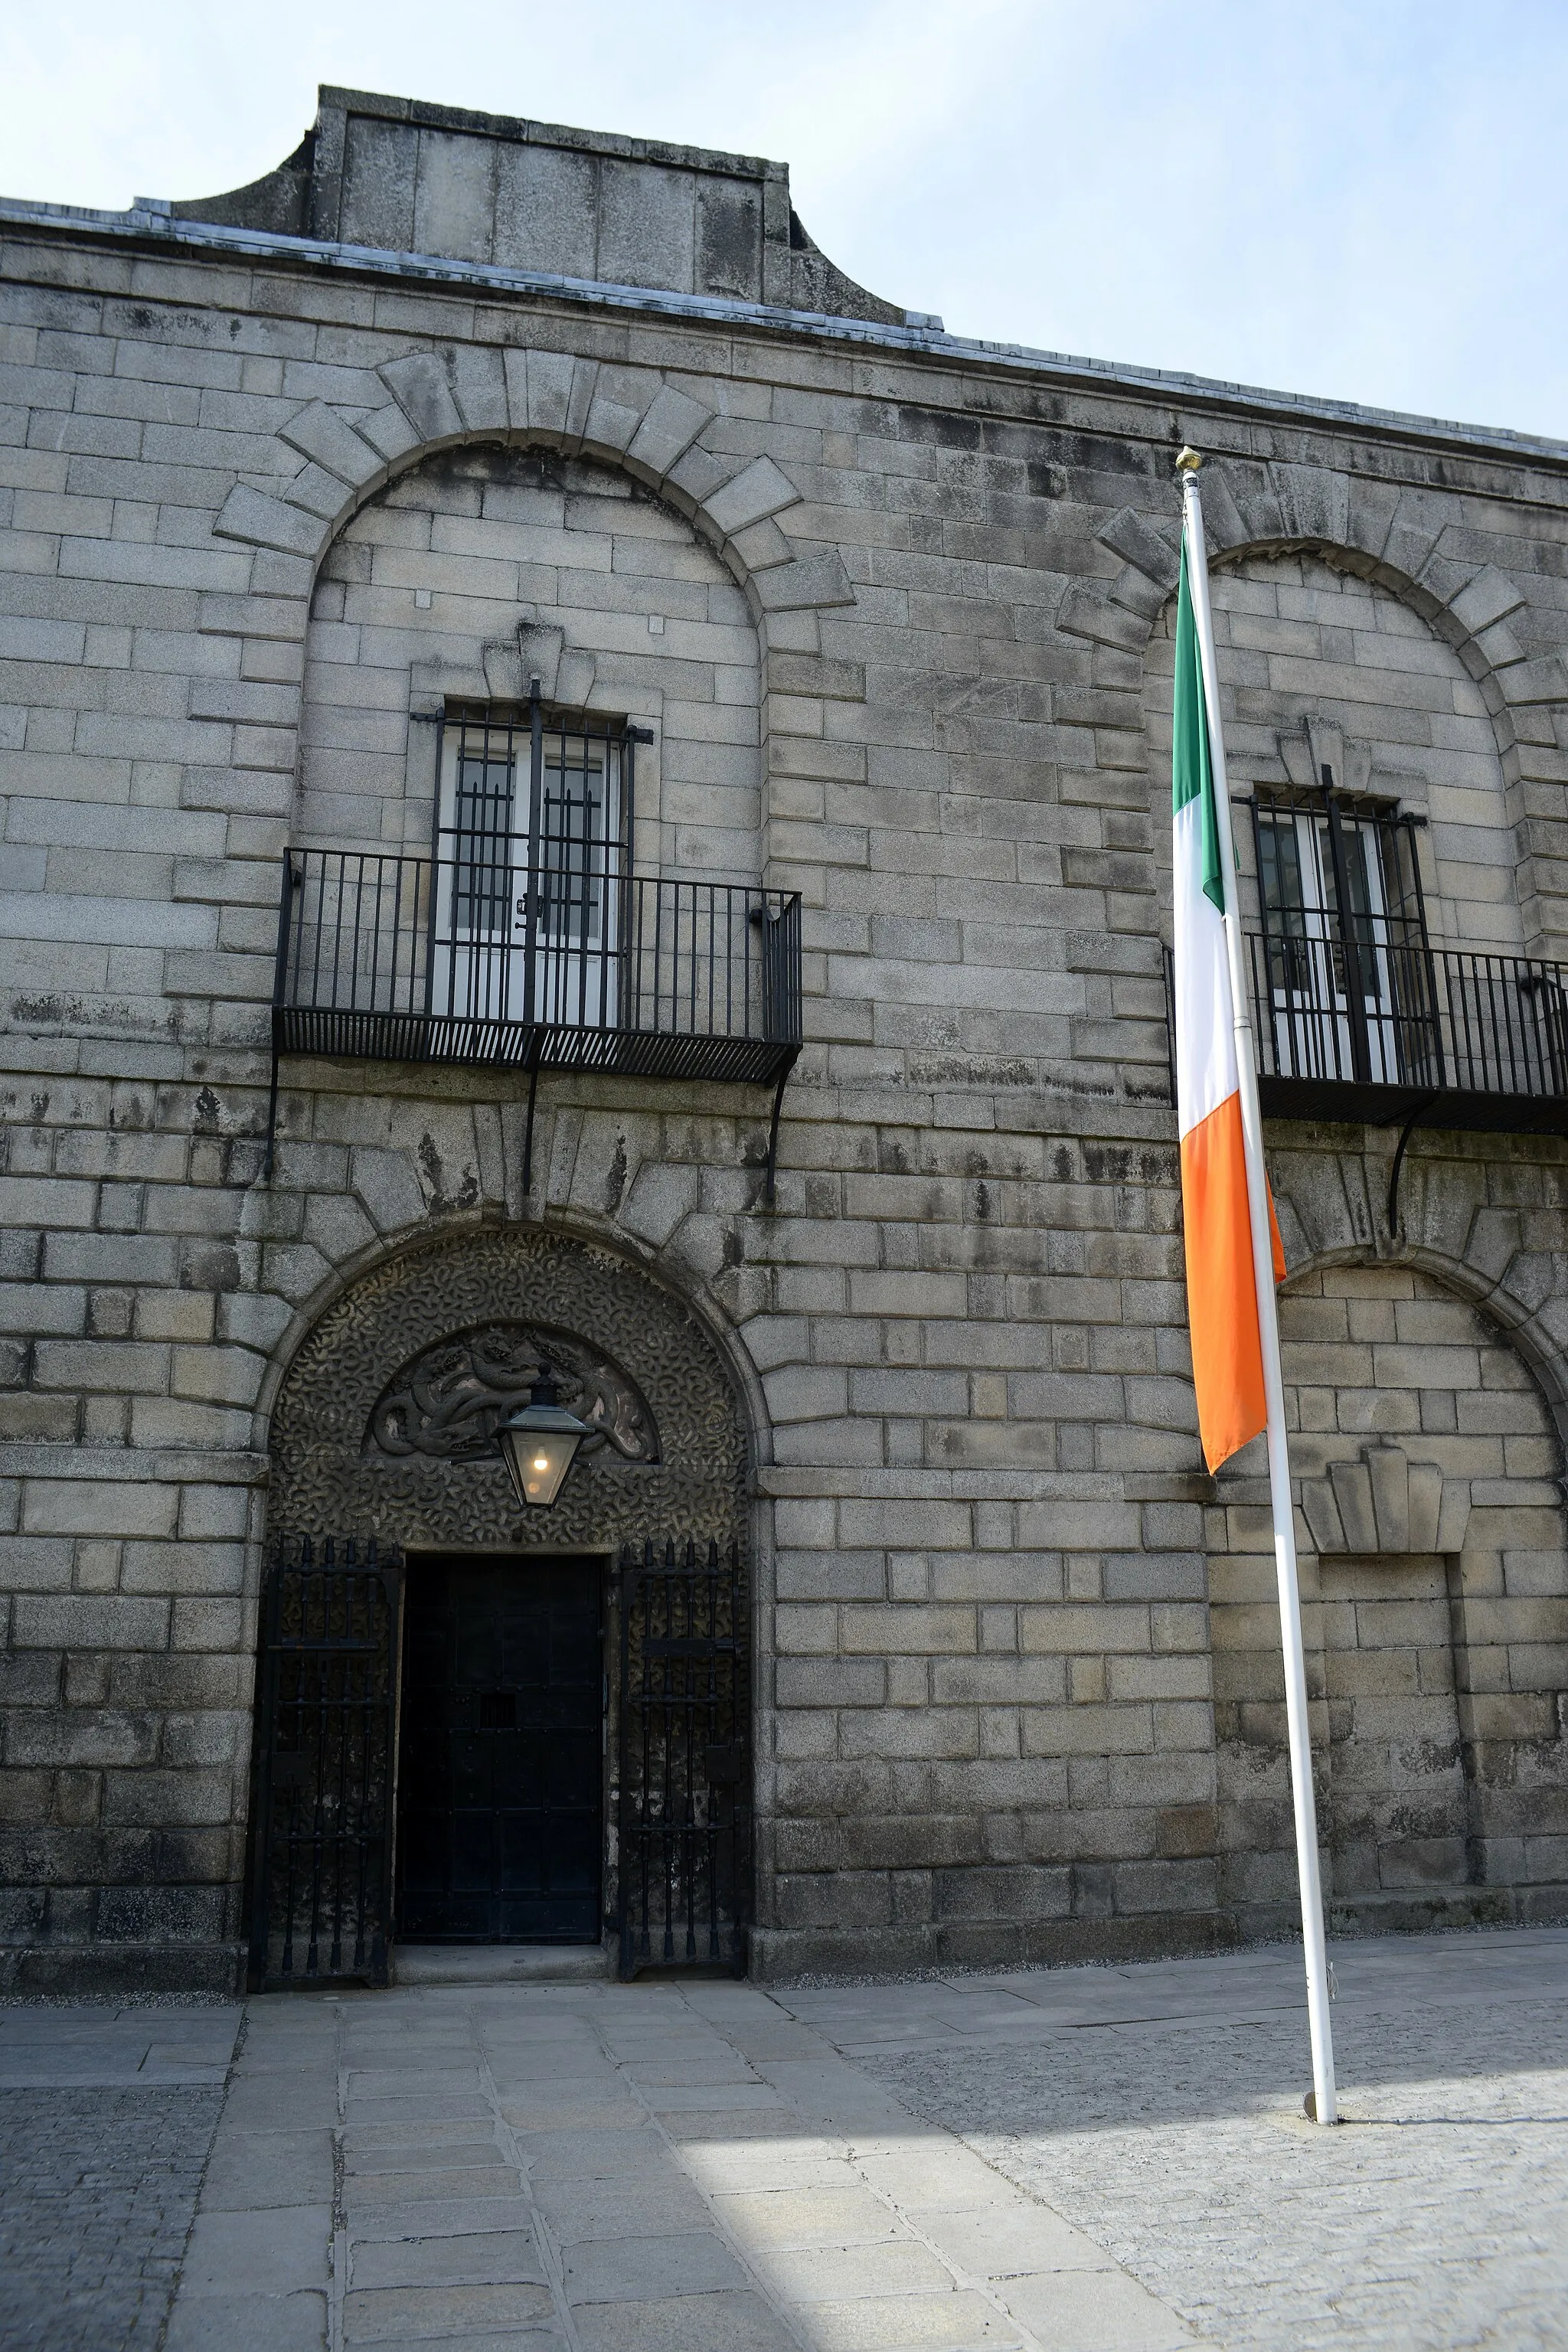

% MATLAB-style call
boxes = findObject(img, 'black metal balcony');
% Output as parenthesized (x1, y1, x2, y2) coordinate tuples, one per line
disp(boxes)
(1243, 929, 1568, 1138)
(1165, 927, 1568, 1230)
(266, 850, 803, 1192)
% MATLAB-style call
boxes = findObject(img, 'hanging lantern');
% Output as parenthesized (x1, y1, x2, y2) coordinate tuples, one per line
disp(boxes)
(494, 1360, 590, 1510)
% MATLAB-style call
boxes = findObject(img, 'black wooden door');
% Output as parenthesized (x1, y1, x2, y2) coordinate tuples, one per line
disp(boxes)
(397, 1555, 602, 1942)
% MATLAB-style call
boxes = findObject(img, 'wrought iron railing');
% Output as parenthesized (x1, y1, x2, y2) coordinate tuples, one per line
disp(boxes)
(1245, 932, 1568, 1112)
(266, 849, 803, 1191)
(273, 848, 801, 1076)
(1164, 930, 1568, 1138)
(1164, 929, 1568, 1227)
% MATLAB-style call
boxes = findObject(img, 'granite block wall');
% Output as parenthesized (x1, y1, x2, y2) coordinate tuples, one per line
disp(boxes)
(1, 158, 1566, 1988)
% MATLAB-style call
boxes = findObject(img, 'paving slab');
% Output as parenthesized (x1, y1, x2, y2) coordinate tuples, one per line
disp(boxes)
(1001, 2269, 1197, 2352)
(349, 2229, 548, 2289)
(560, 2225, 751, 2302)
(345, 2197, 537, 2242)
(342, 2115, 511, 2151)
(529, 2169, 717, 2242)
(497, 2092, 647, 2130)
(795, 2286, 1025, 2347)
(345, 2138, 505, 2175)
(341, 2279, 558, 2341)
(201, 2126, 335, 2210)
(916, 2200, 1118, 2276)
(511, 2122, 669, 2175)
(178, 2202, 332, 2295)
(570, 2287, 799, 2350)
(344, 2164, 522, 2212)
(163, 2288, 328, 2352)
(21, 1926, 1555, 2352)
(0, 2002, 240, 2088)
(749, 2236, 962, 2301)
(220, 2069, 344, 2130)
(709, 2182, 906, 2247)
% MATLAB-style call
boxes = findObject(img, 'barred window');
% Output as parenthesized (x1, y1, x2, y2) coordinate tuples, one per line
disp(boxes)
(439, 706, 629, 942)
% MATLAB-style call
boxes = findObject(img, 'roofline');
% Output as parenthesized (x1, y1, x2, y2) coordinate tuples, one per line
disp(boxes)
(4, 194, 1566, 473)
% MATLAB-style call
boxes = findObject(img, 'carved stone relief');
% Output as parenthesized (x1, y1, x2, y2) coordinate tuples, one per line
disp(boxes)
(268, 1227, 747, 1557)
(367, 1326, 659, 1465)
(1300, 1439, 1472, 1557)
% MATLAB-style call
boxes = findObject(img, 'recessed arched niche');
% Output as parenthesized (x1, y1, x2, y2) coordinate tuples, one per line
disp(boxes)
(297, 443, 763, 884)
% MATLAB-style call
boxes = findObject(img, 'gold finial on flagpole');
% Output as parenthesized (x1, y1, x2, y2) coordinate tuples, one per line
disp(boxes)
(1176, 446, 1203, 473)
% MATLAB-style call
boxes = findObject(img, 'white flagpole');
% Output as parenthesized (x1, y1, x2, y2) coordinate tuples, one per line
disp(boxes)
(1177, 450, 1338, 2125)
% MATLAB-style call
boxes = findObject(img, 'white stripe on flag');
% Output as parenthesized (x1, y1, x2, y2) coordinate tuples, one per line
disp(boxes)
(1172, 795, 1239, 1138)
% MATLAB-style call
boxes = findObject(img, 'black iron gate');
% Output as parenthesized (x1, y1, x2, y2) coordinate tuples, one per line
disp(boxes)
(617, 1538, 751, 1978)
(247, 1537, 403, 1991)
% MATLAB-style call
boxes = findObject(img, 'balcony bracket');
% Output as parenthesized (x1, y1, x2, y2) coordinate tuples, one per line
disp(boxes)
(763, 1064, 790, 1209)
(262, 1024, 282, 1183)
(1386, 1093, 1439, 1240)
(520, 1050, 543, 1200)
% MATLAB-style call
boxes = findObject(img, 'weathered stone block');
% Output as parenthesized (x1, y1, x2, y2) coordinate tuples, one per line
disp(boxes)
(11, 1595, 172, 1650)
(213, 484, 322, 558)
(625, 384, 714, 483)
(377, 350, 464, 442)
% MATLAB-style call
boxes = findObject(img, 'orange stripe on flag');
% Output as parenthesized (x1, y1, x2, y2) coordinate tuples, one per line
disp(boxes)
(1181, 1090, 1269, 1472)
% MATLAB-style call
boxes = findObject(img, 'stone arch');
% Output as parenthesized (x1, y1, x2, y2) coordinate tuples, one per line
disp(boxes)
(1144, 547, 1527, 952)
(1209, 1242, 1568, 1934)
(248, 1200, 773, 1492)
(255, 1217, 764, 1968)
(1061, 458, 1568, 953)
(1277, 1236, 1568, 1472)
(296, 436, 766, 875)
(211, 346, 861, 892)
(263, 1219, 754, 1558)
(212, 348, 857, 635)
(1266, 1125, 1568, 1465)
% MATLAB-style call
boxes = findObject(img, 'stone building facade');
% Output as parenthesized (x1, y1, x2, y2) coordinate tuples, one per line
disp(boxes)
(1, 87, 1565, 1992)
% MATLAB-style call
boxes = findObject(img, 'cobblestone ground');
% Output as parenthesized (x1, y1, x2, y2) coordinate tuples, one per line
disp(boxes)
(784, 1929, 1568, 2352)
(0, 2088, 224, 2351)
(0, 2005, 239, 2352)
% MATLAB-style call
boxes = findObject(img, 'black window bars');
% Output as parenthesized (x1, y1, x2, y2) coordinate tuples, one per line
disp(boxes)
(266, 695, 802, 1200)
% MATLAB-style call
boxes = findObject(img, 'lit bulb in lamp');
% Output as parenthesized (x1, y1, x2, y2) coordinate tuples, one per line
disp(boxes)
(494, 1359, 591, 1511)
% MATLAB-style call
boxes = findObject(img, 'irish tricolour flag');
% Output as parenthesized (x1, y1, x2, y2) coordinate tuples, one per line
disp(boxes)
(1172, 524, 1283, 1472)
(1169, 466, 1337, 2127)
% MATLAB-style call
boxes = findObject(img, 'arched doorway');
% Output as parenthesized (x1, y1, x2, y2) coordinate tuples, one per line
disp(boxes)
(250, 1225, 752, 1986)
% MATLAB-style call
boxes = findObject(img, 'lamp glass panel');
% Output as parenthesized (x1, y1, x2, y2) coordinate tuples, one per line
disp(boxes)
(495, 1419, 583, 1510)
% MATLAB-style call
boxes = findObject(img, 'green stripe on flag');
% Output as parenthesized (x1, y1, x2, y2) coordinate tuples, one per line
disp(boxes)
(1173, 533, 1226, 913)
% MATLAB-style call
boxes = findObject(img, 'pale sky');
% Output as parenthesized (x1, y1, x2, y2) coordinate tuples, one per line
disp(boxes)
(4, 0, 1566, 442)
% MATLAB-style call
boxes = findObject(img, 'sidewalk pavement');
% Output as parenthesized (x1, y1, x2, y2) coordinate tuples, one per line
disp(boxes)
(2, 1925, 1563, 2352)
